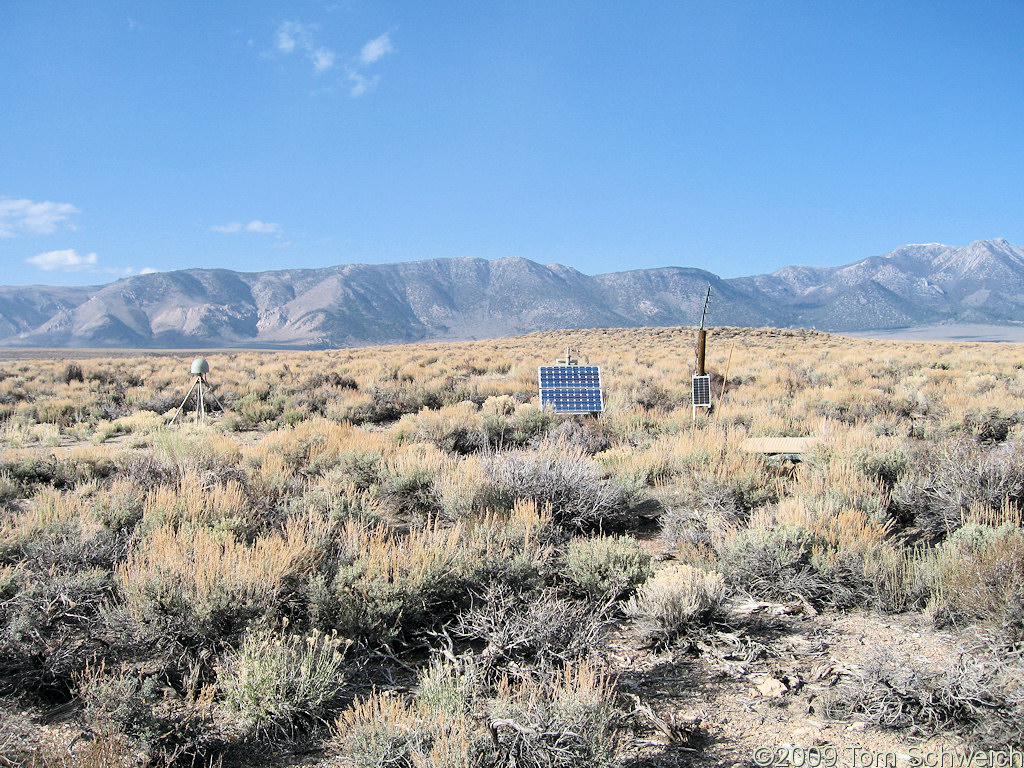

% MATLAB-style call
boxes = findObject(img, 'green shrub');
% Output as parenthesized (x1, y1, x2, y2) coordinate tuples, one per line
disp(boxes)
(715, 526, 876, 611)
(482, 406, 553, 449)
(218, 626, 348, 737)
(963, 408, 1017, 444)
(927, 523, 1024, 644)
(77, 659, 160, 744)
(564, 535, 653, 602)
(318, 521, 479, 644)
(0, 454, 112, 492)
(60, 363, 85, 384)
(855, 446, 909, 490)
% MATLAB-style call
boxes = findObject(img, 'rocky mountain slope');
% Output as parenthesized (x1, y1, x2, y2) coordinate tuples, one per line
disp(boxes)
(2, 239, 1022, 348)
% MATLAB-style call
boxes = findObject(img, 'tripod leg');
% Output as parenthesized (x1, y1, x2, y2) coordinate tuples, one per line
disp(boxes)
(206, 381, 226, 412)
(197, 379, 204, 425)
(169, 378, 200, 425)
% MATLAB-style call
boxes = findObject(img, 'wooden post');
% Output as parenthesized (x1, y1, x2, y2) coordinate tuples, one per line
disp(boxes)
(696, 329, 707, 377)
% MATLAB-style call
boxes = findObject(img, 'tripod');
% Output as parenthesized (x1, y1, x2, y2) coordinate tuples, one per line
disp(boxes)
(169, 373, 225, 425)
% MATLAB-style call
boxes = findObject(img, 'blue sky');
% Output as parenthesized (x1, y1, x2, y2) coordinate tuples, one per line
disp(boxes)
(3, 1, 1023, 286)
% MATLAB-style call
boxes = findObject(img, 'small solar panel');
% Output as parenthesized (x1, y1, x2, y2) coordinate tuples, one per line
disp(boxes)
(539, 366, 601, 388)
(692, 375, 712, 408)
(539, 365, 603, 414)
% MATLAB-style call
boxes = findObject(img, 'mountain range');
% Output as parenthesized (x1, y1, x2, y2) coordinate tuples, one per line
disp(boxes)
(2, 238, 1023, 348)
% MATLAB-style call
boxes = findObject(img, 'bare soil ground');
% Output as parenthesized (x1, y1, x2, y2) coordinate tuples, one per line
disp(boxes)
(0, 606, 972, 767)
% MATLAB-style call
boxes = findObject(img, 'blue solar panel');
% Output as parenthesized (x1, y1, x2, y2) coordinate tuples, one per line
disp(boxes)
(539, 366, 601, 388)
(538, 366, 603, 413)
(692, 375, 712, 407)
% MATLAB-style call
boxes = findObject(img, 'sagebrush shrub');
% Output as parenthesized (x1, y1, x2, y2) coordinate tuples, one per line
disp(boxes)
(624, 564, 725, 646)
(820, 649, 1024, 748)
(452, 584, 606, 676)
(715, 525, 879, 610)
(564, 535, 653, 602)
(927, 522, 1024, 644)
(479, 447, 634, 531)
(488, 659, 621, 768)
(76, 659, 160, 743)
(218, 626, 348, 737)
(482, 405, 552, 449)
(1, 567, 112, 692)
(319, 520, 478, 643)
(540, 419, 611, 455)
(891, 438, 1024, 539)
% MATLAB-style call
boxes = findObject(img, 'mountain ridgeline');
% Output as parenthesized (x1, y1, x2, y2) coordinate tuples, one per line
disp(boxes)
(2, 238, 1023, 348)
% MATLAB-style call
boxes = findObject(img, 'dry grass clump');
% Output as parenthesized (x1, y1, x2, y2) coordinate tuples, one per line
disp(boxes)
(487, 659, 620, 768)
(117, 514, 326, 639)
(334, 690, 481, 768)
(140, 471, 248, 532)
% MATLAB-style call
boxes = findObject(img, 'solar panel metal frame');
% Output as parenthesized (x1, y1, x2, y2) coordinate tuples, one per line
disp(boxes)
(538, 365, 604, 414)
(692, 374, 712, 408)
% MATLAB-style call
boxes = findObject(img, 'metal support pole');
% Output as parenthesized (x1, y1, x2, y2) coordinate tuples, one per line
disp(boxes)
(169, 377, 200, 425)
(196, 377, 204, 424)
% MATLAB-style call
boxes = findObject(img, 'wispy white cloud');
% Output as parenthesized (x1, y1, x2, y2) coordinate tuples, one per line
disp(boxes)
(26, 249, 98, 271)
(269, 22, 394, 91)
(210, 220, 281, 235)
(312, 47, 335, 72)
(138, 267, 158, 275)
(0, 198, 80, 237)
(360, 33, 393, 64)
(276, 20, 309, 54)
(346, 69, 378, 97)
(245, 220, 281, 234)
(275, 20, 335, 73)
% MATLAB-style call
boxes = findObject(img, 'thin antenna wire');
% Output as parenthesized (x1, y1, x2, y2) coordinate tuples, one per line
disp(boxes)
(716, 341, 735, 421)
(699, 284, 712, 330)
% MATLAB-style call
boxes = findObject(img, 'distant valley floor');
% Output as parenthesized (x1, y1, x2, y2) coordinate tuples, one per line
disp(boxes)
(844, 323, 1024, 343)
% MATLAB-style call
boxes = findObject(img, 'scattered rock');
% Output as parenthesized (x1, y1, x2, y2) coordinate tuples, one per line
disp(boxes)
(755, 676, 788, 698)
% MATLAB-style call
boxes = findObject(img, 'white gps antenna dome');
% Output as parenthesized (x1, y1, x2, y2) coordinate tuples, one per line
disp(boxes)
(190, 358, 210, 375)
